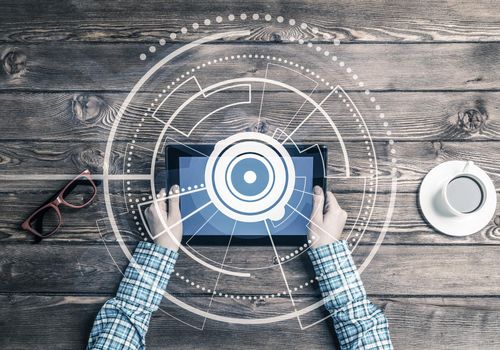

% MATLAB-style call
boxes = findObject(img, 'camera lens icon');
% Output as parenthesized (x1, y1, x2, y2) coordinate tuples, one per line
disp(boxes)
(227, 154, 274, 200)
(205, 132, 296, 222)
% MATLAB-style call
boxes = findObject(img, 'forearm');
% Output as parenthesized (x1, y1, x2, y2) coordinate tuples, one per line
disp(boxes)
(308, 241, 393, 350)
(87, 241, 178, 350)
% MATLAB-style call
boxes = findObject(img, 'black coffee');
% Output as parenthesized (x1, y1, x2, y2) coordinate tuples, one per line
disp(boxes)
(446, 176, 484, 214)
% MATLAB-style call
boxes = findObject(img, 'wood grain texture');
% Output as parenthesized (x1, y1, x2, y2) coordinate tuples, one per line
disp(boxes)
(1, 139, 499, 243)
(0, 91, 498, 142)
(1, 43, 499, 91)
(1, 187, 499, 244)
(1, 141, 499, 193)
(1, 1, 500, 348)
(1, 243, 500, 296)
(1, 295, 500, 349)
(0, 0, 499, 43)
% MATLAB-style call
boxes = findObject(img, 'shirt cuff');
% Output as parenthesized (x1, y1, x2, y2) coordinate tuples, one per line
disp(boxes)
(307, 241, 366, 309)
(116, 241, 179, 311)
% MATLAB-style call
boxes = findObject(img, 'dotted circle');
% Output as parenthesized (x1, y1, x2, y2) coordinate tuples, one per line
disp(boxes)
(128, 13, 397, 302)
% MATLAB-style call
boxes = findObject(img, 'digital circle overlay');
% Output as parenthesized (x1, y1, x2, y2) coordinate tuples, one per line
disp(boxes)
(205, 132, 295, 222)
(99, 13, 399, 329)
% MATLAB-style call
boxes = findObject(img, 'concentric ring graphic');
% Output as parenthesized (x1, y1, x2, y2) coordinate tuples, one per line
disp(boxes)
(226, 153, 273, 200)
(98, 12, 399, 330)
(206, 132, 295, 222)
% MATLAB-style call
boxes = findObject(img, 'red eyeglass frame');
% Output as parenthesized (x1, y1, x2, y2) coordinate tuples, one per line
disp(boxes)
(21, 169, 97, 238)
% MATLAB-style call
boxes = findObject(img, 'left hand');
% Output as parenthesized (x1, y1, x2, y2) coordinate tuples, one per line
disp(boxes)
(145, 185, 183, 251)
(308, 186, 347, 248)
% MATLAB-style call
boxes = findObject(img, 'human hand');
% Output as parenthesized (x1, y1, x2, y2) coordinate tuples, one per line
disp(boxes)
(308, 186, 347, 248)
(145, 185, 183, 252)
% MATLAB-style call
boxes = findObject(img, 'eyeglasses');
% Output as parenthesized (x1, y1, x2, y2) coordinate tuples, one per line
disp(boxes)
(21, 170, 97, 239)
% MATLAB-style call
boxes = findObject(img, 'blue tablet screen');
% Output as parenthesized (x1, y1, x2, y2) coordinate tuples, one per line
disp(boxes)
(178, 157, 314, 237)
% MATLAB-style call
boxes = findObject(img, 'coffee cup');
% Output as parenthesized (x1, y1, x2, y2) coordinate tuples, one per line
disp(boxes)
(438, 161, 486, 217)
(420, 160, 496, 236)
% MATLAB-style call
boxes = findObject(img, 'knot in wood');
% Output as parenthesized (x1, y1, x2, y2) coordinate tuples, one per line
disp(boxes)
(490, 216, 500, 240)
(457, 109, 485, 133)
(494, 215, 500, 227)
(254, 298, 266, 307)
(0, 152, 9, 165)
(431, 141, 443, 152)
(246, 120, 268, 134)
(71, 94, 105, 123)
(1, 48, 27, 76)
(270, 33, 282, 43)
(77, 147, 105, 172)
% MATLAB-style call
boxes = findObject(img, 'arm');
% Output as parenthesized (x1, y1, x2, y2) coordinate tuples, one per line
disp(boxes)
(307, 186, 393, 350)
(87, 242, 177, 349)
(87, 187, 182, 350)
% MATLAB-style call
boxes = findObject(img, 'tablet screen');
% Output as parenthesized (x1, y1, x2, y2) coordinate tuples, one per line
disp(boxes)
(178, 156, 314, 237)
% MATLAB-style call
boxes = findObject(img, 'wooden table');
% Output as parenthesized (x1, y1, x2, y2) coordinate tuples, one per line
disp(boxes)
(1, 1, 499, 349)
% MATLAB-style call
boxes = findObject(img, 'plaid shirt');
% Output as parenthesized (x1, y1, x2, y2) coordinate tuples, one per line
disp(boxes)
(87, 242, 178, 349)
(88, 240, 392, 349)
(308, 241, 393, 349)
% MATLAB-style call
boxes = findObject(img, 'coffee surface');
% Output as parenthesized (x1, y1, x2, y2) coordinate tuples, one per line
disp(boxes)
(446, 176, 483, 213)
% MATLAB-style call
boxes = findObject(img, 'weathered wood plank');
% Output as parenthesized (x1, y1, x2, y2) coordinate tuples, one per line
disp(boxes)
(1, 141, 499, 193)
(1, 43, 499, 91)
(1, 140, 498, 243)
(0, 187, 498, 244)
(1, 295, 500, 349)
(1, 2, 499, 348)
(0, 0, 499, 43)
(1, 244, 500, 295)
(0, 91, 498, 142)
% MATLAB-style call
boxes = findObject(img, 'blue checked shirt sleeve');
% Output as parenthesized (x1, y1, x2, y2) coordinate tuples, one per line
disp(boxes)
(87, 241, 178, 350)
(308, 241, 393, 350)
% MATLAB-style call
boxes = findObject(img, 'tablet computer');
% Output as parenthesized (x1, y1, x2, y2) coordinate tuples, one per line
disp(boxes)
(165, 143, 327, 244)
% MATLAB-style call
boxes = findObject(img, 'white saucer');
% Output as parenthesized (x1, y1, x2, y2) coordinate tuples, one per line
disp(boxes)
(419, 160, 497, 236)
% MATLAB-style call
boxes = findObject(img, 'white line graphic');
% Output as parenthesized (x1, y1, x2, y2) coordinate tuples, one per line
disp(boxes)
(299, 178, 397, 330)
(96, 25, 396, 326)
(270, 176, 307, 229)
(286, 203, 340, 243)
(103, 31, 253, 284)
(280, 89, 335, 141)
(0, 174, 153, 181)
(151, 200, 212, 239)
(200, 220, 237, 330)
(151, 78, 252, 137)
(137, 187, 208, 238)
(264, 220, 302, 328)
(185, 209, 219, 245)
(96, 217, 205, 330)
(257, 63, 318, 126)
(161, 136, 210, 157)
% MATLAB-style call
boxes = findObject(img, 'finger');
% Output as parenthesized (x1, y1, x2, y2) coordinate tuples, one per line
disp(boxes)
(324, 191, 341, 213)
(148, 189, 166, 219)
(168, 185, 181, 217)
(157, 188, 167, 211)
(311, 185, 324, 223)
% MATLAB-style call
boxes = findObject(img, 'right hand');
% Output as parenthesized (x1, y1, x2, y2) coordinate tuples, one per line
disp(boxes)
(308, 186, 348, 248)
(145, 185, 183, 252)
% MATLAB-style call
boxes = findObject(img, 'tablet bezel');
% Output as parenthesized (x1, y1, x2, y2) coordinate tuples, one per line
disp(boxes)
(165, 143, 327, 245)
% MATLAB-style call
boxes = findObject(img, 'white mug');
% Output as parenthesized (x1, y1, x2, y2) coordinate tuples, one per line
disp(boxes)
(439, 161, 487, 217)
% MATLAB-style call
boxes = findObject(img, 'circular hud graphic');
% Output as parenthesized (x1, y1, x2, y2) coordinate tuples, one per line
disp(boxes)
(205, 132, 295, 222)
(99, 13, 398, 329)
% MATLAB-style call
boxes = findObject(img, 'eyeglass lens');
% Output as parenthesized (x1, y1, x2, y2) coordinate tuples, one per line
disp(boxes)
(29, 206, 61, 237)
(62, 177, 96, 207)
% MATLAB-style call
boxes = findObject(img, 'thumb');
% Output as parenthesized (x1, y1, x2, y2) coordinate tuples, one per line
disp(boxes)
(168, 185, 181, 218)
(311, 185, 324, 223)
(324, 190, 340, 213)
